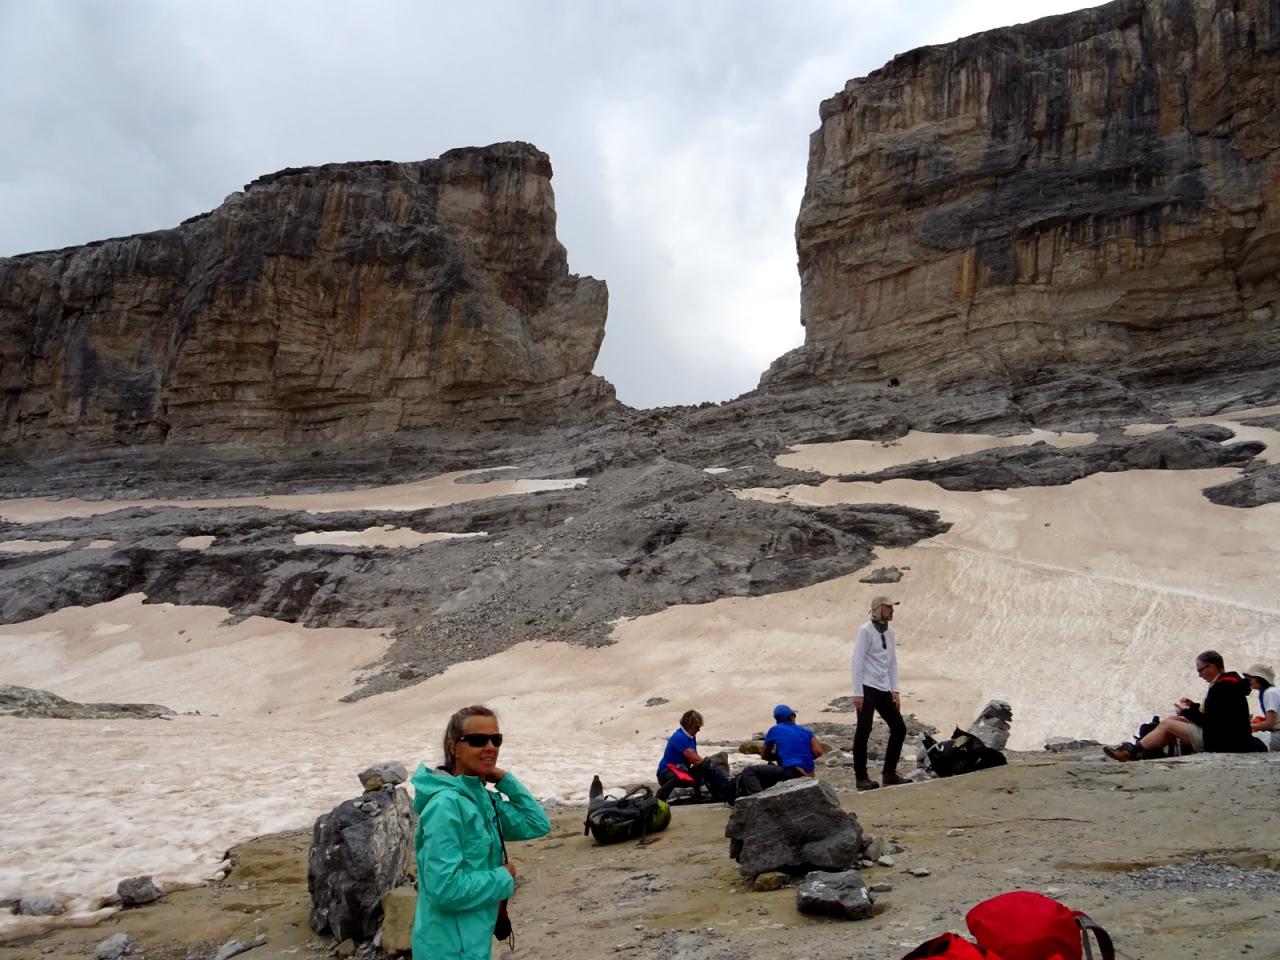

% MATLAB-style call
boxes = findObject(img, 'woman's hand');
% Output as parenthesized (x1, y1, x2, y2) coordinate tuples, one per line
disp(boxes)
(486, 767, 507, 783)
(504, 861, 518, 880)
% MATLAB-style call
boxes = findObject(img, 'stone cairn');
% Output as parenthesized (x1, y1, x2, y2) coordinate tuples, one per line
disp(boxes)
(308, 762, 414, 944)
(725, 777, 880, 921)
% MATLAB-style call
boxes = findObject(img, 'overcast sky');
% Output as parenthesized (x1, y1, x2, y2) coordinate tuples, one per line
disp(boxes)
(0, 1, 1097, 408)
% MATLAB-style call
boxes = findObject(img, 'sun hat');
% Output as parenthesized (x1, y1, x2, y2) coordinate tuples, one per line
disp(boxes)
(870, 595, 900, 614)
(773, 704, 796, 722)
(1243, 663, 1275, 685)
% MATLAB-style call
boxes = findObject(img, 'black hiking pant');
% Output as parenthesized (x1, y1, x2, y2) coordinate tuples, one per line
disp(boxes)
(734, 763, 804, 798)
(658, 761, 734, 803)
(854, 685, 907, 776)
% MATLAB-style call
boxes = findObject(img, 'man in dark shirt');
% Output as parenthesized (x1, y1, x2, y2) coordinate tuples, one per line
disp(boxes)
(1105, 650, 1256, 760)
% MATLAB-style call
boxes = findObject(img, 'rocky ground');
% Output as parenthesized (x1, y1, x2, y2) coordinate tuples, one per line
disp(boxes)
(6, 750, 1277, 960)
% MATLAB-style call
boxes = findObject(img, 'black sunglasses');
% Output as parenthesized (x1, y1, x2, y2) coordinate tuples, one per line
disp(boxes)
(458, 733, 503, 748)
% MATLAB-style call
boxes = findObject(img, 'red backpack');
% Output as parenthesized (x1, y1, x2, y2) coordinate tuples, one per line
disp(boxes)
(902, 932, 1002, 959)
(965, 891, 1114, 960)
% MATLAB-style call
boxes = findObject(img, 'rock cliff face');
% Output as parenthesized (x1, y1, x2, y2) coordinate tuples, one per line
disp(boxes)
(767, 0, 1279, 391)
(0, 142, 612, 449)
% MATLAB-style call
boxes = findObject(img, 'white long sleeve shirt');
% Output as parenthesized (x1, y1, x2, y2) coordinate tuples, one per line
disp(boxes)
(852, 620, 899, 696)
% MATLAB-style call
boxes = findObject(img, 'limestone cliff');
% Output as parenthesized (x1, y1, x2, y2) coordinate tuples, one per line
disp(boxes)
(766, 0, 1280, 391)
(0, 142, 613, 449)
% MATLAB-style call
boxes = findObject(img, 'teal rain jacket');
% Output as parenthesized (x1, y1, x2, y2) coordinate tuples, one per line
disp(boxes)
(410, 764, 551, 959)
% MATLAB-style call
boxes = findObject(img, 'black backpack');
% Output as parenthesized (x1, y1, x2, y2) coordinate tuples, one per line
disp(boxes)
(923, 728, 1008, 778)
(582, 785, 672, 845)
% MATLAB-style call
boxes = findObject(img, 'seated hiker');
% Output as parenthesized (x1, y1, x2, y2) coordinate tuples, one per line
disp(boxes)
(1105, 650, 1257, 761)
(736, 704, 825, 798)
(656, 709, 734, 803)
(1245, 663, 1279, 751)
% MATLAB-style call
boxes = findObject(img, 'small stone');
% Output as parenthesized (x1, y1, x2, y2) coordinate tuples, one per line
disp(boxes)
(909, 867, 931, 877)
(117, 875, 162, 906)
(95, 933, 132, 960)
(357, 761, 408, 792)
(334, 940, 356, 959)
(795, 869, 875, 920)
(18, 896, 64, 916)
(753, 872, 789, 892)
(859, 859, 875, 868)
(633, 924, 643, 931)
(863, 836, 886, 860)
(877, 855, 895, 867)
(946, 828, 965, 837)
(870, 882, 894, 893)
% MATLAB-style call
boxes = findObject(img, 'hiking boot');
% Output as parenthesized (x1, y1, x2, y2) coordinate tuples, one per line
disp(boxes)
(881, 770, 911, 786)
(855, 775, 880, 791)
(655, 780, 675, 801)
(1103, 743, 1138, 762)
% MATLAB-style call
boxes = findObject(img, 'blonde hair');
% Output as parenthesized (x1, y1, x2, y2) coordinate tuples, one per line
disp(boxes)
(441, 704, 497, 773)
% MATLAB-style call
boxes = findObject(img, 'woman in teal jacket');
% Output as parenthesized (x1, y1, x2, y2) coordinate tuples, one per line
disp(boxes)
(411, 705, 551, 959)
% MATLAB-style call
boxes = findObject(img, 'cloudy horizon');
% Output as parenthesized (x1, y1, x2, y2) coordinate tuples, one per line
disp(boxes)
(1, 1, 1098, 408)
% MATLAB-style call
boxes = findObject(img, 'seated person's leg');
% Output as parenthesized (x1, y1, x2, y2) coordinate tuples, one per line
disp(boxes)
(693, 761, 734, 802)
(1140, 717, 1194, 753)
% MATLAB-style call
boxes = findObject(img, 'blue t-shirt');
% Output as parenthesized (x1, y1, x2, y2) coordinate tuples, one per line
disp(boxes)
(764, 721, 817, 772)
(657, 727, 697, 778)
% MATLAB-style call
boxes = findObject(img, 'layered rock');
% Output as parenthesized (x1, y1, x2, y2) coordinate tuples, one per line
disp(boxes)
(768, 0, 1279, 391)
(0, 142, 612, 450)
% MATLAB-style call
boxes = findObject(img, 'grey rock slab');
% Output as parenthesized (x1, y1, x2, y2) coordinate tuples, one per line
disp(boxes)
(795, 869, 875, 920)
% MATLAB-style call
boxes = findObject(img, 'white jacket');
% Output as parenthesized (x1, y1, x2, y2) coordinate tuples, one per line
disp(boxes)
(852, 620, 899, 695)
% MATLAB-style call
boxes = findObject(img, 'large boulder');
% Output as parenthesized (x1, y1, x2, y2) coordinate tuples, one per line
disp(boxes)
(724, 778, 863, 879)
(307, 785, 414, 943)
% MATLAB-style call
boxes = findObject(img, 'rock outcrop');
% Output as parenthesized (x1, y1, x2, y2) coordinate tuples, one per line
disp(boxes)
(0, 142, 612, 450)
(767, 0, 1279, 392)
(0, 685, 174, 720)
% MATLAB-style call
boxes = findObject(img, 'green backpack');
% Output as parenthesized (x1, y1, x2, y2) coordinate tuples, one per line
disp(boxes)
(583, 785, 671, 845)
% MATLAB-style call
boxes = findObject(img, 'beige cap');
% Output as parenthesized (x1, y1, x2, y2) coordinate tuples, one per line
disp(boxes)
(870, 595, 899, 614)
(1244, 663, 1275, 685)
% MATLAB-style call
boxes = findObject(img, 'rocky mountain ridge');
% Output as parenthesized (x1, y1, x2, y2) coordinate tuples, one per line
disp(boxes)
(0, 142, 612, 451)
(767, 0, 1279, 394)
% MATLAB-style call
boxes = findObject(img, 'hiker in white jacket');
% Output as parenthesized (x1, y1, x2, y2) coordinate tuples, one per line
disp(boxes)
(851, 595, 909, 791)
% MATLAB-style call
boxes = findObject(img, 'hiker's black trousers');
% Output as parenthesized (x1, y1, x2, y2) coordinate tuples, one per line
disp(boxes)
(658, 762, 733, 802)
(854, 685, 907, 776)
(734, 763, 804, 798)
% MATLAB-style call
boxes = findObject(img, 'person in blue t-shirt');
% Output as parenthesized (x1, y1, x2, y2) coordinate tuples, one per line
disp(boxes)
(655, 709, 734, 803)
(736, 704, 826, 797)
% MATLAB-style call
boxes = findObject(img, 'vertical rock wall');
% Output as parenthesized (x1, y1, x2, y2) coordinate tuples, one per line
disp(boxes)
(0, 142, 613, 449)
(769, 0, 1279, 390)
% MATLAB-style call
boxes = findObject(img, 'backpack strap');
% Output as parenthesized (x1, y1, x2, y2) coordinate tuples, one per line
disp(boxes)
(1076, 914, 1115, 960)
